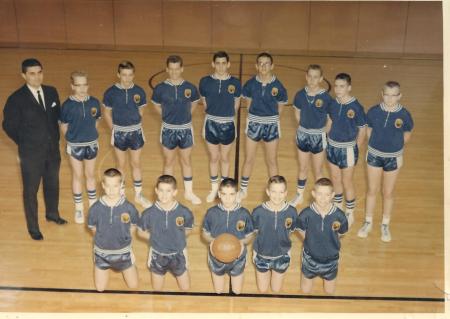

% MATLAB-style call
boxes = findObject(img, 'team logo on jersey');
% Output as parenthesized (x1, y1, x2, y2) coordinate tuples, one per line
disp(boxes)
(228, 84, 236, 94)
(347, 109, 355, 119)
(271, 87, 279, 96)
(184, 89, 192, 98)
(236, 220, 245, 231)
(90, 107, 98, 117)
(394, 118, 403, 128)
(285, 217, 293, 229)
(332, 221, 341, 231)
(315, 99, 323, 108)
(176, 216, 184, 227)
(121, 212, 130, 223)
(133, 94, 141, 104)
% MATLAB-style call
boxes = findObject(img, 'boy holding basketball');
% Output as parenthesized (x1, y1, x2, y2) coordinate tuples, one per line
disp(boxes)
(296, 178, 348, 294)
(252, 175, 297, 293)
(87, 168, 139, 292)
(138, 175, 194, 291)
(202, 178, 254, 294)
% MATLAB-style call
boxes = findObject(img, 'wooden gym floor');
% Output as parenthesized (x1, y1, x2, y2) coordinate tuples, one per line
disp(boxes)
(0, 48, 444, 313)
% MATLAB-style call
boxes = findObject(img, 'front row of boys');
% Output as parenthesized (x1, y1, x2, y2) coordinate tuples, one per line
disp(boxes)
(88, 168, 348, 294)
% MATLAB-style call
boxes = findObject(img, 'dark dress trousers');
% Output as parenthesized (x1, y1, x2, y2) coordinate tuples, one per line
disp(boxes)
(3, 84, 62, 233)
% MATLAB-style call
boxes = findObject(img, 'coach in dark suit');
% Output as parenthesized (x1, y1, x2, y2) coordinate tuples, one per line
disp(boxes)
(3, 58, 67, 240)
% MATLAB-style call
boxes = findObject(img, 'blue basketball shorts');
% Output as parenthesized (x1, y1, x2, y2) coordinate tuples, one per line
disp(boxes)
(301, 249, 339, 281)
(112, 124, 145, 151)
(66, 140, 98, 161)
(245, 114, 280, 142)
(203, 116, 236, 145)
(326, 141, 359, 169)
(366, 148, 403, 172)
(160, 122, 194, 150)
(207, 250, 246, 276)
(253, 251, 291, 274)
(148, 248, 188, 277)
(296, 127, 326, 154)
(94, 246, 135, 271)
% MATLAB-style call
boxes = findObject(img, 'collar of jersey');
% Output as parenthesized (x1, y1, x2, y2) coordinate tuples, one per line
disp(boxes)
(99, 196, 126, 208)
(310, 202, 336, 216)
(164, 79, 185, 86)
(336, 96, 356, 105)
(262, 201, 289, 213)
(211, 74, 231, 81)
(69, 95, 90, 102)
(115, 83, 135, 90)
(256, 75, 276, 84)
(155, 201, 179, 212)
(380, 102, 402, 113)
(218, 203, 241, 212)
(304, 86, 326, 95)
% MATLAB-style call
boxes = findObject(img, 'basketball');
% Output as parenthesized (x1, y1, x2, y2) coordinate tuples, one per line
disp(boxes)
(211, 233, 241, 263)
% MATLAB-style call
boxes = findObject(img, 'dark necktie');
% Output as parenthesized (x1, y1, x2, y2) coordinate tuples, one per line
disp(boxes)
(37, 90, 45, 110)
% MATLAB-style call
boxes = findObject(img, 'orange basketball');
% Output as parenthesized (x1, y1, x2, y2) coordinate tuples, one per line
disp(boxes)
(211, 233, 241, 263)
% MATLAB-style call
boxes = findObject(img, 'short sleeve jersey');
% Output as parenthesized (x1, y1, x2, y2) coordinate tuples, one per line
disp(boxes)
(103, 83, 147, 126)
(60, 96, 101, 143)
(367, 103, 414, 154)
(328, 97, 367, 142)
(199, 75, 241, 117)
(293, 87, 332, 129)
(138, 201, 194, 254)
(87, 197, 139, 250)
(296, 203, 348, 260)
(151, 80, 200, 125)
(252, 202, 298, 257)
(242, 76, 288, 117)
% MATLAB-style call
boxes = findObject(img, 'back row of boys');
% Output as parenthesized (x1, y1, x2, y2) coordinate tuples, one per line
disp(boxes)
(61, 51, 413, 244)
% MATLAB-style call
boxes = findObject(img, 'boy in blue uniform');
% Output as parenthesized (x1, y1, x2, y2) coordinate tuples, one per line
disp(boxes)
(252, 175, 297, 293)
(357, 81, 414, 242)
(326, 73, 366, 227)
(297, 178, 348, 294)
(290, 64, 333, 207)
(152, 55, 202, 205)
(239, 53, 288, 200)
(87, 168, 139, 292)
(199, 51, 242, 203)
(138, 175, 194, 291)
(202, 178, 254, 294)
(60, 71, 101, 224)
(103, 61, 152, 209)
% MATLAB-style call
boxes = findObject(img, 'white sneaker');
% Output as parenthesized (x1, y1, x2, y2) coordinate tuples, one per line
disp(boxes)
(381, 224, 392, 242)
(135, 193, 153, 208)
(357, 221, 372, 238)
(345, 211, 354, 228)
(289, 192, 303, 207)
(206, 189, 218, 203)
(237, 189, 247, 203)
(74, 210, 84, 224)
(185, 192, 202, 205)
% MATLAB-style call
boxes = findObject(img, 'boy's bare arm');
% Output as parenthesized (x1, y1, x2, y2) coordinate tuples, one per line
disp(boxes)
(241, 231, 255, 245)
(103, 107, 113, 130)
(404, 131, 412, 144)
(294, 109, 300, 124)
(356, 126, 366, 148)
(366, 127, 372, 140)
(137, 228, 150, 240)
(234, 97, 241, 113)
(202, 230, 214, 243)
(153, 103, 162, 116)
(60, 123, 68, 136)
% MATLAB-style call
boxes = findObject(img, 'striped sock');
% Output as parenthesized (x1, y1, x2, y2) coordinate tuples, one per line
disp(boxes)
(210, 175, 219, 184)
(334, 193, 343, 209)
(297, 179, 307, 193)
(346, 198, 355, 211)
(134, 180, 142, 195)
(240, 176, 250, 191)
(220, 176, 227, 182)
(87, 189, 97, 206)
(73, 193, 83, 211)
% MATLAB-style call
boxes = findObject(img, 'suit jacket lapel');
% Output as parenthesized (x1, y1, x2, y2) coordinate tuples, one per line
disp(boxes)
(24, 84, 46, 112)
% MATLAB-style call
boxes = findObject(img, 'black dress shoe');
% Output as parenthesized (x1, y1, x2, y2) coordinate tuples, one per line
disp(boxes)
(45, 216, 68, 225)
(29, 231, 44, 240)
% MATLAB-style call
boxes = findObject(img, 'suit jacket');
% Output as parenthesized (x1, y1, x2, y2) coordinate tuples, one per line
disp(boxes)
(2, 84, 61, 158)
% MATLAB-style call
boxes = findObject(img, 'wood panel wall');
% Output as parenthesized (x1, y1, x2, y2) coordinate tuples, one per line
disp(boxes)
(0, 0, 442, 56)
